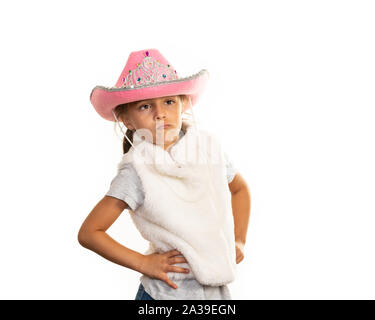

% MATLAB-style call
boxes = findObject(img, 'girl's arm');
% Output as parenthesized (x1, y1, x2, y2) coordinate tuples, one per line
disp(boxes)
(229, 173, 251, 261)
(77, 196, 145, 273)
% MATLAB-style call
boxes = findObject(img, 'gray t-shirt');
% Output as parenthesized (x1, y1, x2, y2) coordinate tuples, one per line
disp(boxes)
(106, 130, 237, 300)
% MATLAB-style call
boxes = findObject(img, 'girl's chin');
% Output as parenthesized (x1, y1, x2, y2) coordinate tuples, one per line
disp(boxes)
(154, 131, 179, 144)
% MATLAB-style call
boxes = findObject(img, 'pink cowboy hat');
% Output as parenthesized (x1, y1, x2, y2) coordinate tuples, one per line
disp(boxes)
(90, 48, 209, 122)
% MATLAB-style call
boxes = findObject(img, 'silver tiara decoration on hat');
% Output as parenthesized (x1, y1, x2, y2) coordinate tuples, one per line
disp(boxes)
(120, 51, 179, 89)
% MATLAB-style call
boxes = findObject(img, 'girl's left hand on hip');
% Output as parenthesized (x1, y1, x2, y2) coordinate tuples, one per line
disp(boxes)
(235, 241, 245, 264)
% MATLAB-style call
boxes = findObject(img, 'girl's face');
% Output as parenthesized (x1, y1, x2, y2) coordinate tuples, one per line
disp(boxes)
(121, 95, 187, 150)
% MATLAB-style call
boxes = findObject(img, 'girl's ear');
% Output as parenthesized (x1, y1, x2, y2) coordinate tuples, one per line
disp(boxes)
(124, 121, 135, 131)
(121, 115, 135, 130)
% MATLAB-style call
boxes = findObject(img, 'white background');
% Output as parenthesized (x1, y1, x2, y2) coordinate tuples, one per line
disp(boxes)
(0, 0, 374, 299)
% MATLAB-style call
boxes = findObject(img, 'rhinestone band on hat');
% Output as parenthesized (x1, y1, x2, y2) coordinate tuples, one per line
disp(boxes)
(120, 50, 179, 89)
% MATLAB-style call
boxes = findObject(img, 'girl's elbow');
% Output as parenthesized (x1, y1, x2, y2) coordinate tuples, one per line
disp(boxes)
(77, 226, 91, 248)
(77, 230, 86, 247)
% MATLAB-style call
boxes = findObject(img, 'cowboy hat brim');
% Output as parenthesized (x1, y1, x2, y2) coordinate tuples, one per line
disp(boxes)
(90, 69, 209, 122)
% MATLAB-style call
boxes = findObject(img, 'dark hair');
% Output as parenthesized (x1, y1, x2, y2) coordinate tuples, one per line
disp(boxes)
(113, 95, 189, 154)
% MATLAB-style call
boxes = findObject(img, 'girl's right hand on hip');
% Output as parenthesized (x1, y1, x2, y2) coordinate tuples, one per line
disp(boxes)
(139, 249, 190, 289)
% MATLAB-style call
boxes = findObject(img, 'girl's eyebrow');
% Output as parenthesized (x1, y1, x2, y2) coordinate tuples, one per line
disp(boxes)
(135, 96, 176, 106)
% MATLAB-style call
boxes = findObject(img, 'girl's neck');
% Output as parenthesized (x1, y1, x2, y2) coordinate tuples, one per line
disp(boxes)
(164, 135, 179, 151)
(163, 121, 188, 152)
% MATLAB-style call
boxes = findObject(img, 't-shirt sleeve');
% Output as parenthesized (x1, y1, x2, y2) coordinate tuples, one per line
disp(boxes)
(105, 163, 145, 211)
(224, 151, 237, 183)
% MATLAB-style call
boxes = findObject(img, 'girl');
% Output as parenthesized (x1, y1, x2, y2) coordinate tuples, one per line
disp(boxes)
(78, 48, 251, 300)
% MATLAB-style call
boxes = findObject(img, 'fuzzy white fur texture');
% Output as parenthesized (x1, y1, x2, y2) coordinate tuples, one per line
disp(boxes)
(117, 120, 237, 286)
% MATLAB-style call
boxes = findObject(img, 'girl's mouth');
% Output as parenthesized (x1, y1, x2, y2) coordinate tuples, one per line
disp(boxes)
(157, 124, 172, 129)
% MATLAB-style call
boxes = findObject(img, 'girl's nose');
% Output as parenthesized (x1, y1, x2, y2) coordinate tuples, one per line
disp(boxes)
(154, 103, 167, 120)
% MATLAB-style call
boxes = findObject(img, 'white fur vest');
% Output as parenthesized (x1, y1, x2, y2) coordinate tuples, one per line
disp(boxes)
(117, 121, 237, 286)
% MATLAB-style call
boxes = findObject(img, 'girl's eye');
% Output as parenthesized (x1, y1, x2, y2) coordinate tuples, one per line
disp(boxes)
(138, 100, 175, 111)
(139, 104, 151, 111)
